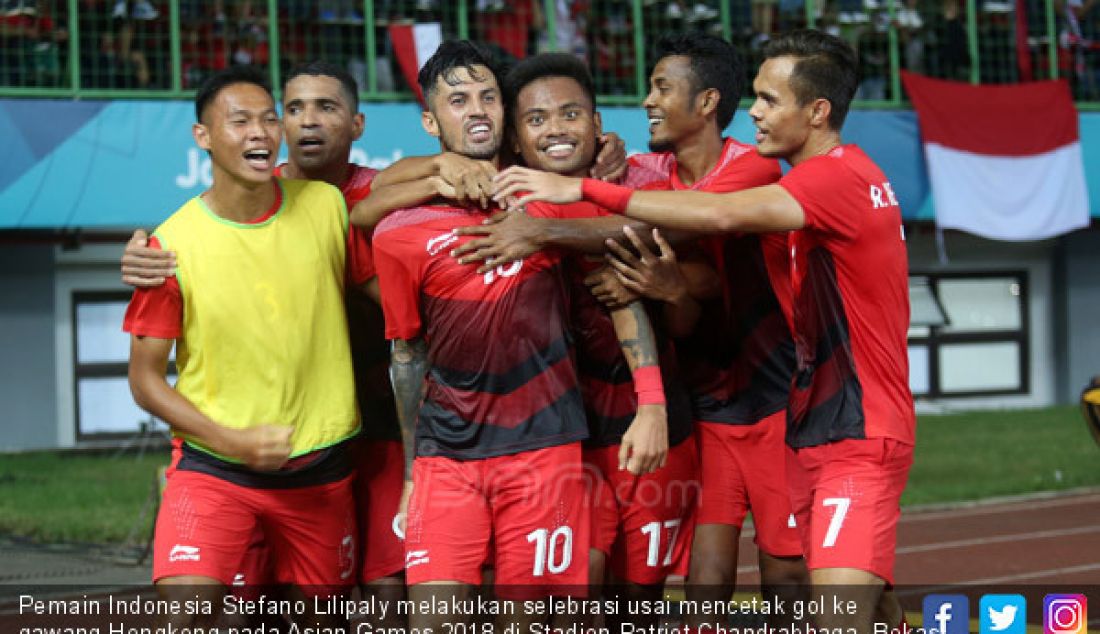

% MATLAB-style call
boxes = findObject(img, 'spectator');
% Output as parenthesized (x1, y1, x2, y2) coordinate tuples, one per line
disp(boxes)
(476, 0, 543, 61)
(1, 0, 65, 86)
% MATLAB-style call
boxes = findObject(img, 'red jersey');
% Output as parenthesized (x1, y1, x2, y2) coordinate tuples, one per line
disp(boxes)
(634, 140, 793, 426)
(373, 203, 588, 460)
(778, 144, 915, 447)
(329, 164, 403, 444)
(547, 202, 694, 449)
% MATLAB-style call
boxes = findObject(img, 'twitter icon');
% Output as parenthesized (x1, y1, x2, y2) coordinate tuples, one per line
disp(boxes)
(981, 594, 1027, 634)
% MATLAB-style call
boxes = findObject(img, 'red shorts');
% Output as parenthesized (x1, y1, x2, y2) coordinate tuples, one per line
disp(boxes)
(785, 437, 913, 584)
(153, 469, 357, 595)
(695, 412, 802, 557)
(404, 443, 588, 598)
(353, 438, 406, 583)
(585, 437, 699, 585)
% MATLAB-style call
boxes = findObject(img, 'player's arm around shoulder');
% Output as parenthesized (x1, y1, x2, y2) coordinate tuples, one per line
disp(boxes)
(628, 183, 807, 234)
(128, 335, 292, 471)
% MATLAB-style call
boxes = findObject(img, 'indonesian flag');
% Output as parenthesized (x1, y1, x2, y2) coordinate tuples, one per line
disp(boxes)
(388, 22, 443, 106)
(901, 71, 1090, 241)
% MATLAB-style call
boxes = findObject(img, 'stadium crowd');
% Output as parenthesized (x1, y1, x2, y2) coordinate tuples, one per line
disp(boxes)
(2, 0, 1099, 99)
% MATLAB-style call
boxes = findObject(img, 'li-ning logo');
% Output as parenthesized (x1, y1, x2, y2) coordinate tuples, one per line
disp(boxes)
(426, 230, 459, 256)
(169, 544, 201, 562)
(406, 550, 430, 568)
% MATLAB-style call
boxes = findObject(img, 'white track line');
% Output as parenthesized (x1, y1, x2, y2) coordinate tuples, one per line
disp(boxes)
(734, 524, 1100, 575)
(897, 525, 1100, 554)
(900, 493, 1100, 522)
(897, 562, 1100, 595)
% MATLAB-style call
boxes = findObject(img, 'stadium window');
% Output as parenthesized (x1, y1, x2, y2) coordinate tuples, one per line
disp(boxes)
(72, 291, 174, 440)
(907, 272, 1029, 399)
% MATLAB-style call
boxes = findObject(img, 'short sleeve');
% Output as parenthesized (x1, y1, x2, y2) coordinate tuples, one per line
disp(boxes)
(346, 225, 377, 285)
(373, 229, 424, 340)
(778, 157, 860, 240)
(122, 236, 183, 339)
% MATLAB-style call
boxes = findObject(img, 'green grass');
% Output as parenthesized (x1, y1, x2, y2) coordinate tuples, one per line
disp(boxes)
(0, 450, 169, 544)
(903, 405, 1100, 505)
(0, 406, 1097, 544)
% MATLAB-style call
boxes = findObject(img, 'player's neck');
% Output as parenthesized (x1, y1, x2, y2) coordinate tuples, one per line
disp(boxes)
(203, 175, 277, 223)
(672, 130, 724, 187)
(283, 160, 350, 188)
(788, 130, 842, 167)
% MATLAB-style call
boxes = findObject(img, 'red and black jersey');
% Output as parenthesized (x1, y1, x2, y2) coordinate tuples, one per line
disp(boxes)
(546, 202, 693, 448)
(274, 163, 400, 444)
(778, 145, 915, 448)
(637, 140, 793, 426)
(373, 203, 588, 460)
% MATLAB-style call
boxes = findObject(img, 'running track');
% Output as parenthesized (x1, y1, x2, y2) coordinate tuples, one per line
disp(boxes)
(730, 489, 1100, 625)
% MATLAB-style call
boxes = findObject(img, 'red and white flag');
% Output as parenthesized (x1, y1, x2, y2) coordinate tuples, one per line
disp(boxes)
(902, 71, 1090, 241)
(389, 22, 443, 106)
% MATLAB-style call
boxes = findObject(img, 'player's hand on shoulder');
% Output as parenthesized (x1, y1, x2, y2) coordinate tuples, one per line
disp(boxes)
(227, 424, 293, 471)
(121, 229, 176, 288)
(606, 227, 688, 305)
(591, 132, 628, 182)
(453, 210, 544, 273)
(584, 264, 639, 309)
(619, 403, 668, 476)
(492, 167, 583, 208)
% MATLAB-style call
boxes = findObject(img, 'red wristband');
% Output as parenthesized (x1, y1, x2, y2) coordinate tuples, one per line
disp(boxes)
(581, 178, 633, 213)
(633, 365, 666, 405)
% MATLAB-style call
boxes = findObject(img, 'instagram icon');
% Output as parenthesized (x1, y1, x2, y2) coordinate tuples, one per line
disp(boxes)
(1044, 595, 1087, 634)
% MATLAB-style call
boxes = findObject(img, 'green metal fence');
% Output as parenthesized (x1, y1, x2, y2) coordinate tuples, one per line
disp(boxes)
(1, 0, 1098, 107)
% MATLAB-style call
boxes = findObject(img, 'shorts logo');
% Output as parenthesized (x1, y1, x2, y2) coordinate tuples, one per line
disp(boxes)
(232, 573, 246, 587)
(339, 534, 355, 580)
(426, 230, 459, 256)
(406, 549, 430, 568)
(169, 544, 201, 563)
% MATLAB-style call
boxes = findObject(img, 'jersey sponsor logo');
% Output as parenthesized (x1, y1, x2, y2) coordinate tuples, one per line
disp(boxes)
(869, 181, 900, 209)
(406, 549, 430, 568)
(426, 230, 459, 256)
(168, 544, 201, 562)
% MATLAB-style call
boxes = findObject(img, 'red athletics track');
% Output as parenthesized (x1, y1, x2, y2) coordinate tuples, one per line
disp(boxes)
(729, 489, 1100, 625)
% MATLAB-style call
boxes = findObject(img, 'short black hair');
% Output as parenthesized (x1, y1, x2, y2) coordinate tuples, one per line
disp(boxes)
(194, 65, 272, 122)
(417, 40, 502, 106)
(504, 53, 596, 118)
(762, 29, 859, 130)
(284, 60, 359, 109)
(655, 34, 744, 129)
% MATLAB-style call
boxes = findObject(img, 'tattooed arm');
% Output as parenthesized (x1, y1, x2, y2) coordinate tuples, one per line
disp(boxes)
(609, 301, 668, 475)
(390, 337, 429, 533)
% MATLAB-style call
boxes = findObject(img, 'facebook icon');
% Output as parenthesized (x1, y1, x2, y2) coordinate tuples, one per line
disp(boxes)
(924, 595, 970, 634)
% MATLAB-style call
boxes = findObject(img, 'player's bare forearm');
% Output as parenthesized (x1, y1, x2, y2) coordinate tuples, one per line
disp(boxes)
(351, 178, 447, 229)
(390, 337, 429, 480)
(369, 156, 440, 189)
(662, 290, 702, 339)
(610, 301, 659, 371)
(610, 302, 668, 474)
(621, 185, 806, 233)
(128, 335, 292, 469)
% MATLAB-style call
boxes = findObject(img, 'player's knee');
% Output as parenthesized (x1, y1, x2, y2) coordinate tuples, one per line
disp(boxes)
(760, 553, 809, 587)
